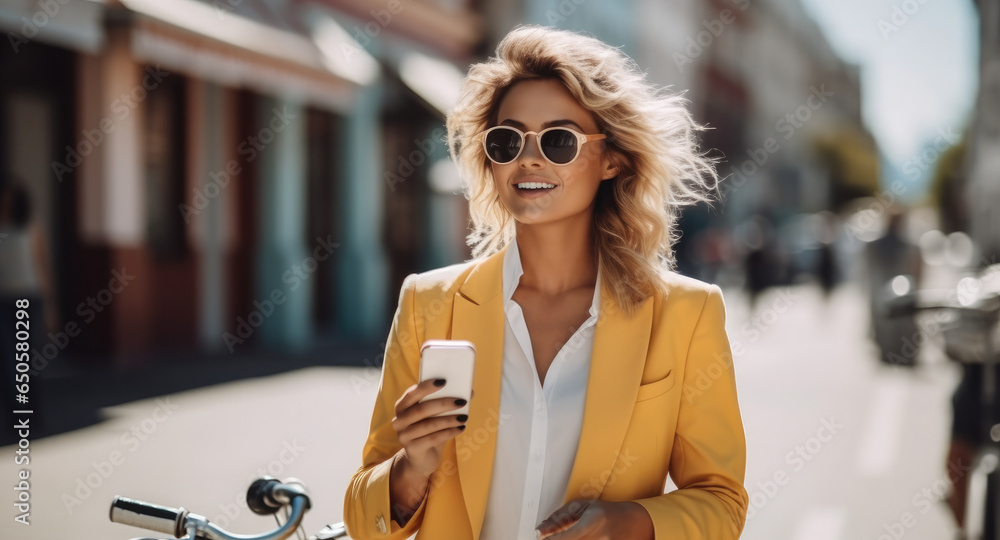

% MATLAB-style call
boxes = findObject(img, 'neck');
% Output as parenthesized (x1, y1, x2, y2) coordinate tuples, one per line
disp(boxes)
(513, 218, 597, 296)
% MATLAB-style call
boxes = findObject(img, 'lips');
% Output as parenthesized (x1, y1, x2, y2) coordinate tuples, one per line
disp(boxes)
(512, 177, 559, 188)
(512, 181, 557, 199)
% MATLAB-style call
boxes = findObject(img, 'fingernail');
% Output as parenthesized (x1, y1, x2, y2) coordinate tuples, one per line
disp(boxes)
(454, 398, 467, 406)
(457, 414, 468, 422)
(434, 379, 446, 387)
(458, 425, 466, 431)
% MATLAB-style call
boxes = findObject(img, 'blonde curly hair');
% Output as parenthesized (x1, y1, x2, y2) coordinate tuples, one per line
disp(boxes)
(445, 24, 721, 316)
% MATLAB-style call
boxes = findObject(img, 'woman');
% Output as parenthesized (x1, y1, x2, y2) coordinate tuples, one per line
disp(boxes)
(344, 25, 748, 540)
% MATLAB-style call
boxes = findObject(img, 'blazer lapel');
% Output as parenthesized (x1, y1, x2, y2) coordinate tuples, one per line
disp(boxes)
(561, 288, 654, 504)
(448, 243, 655, 539)
(450, 246, 507, 540)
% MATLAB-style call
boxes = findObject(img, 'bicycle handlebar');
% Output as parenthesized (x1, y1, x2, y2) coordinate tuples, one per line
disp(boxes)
(109, 497, 188, 537)
(109, 477, 315, 540)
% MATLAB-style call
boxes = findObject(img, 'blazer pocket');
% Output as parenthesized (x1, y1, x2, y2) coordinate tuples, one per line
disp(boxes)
(635, 369, 676, 402)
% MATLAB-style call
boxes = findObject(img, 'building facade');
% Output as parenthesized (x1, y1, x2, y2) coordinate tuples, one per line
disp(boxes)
(0, 0, 483, 365)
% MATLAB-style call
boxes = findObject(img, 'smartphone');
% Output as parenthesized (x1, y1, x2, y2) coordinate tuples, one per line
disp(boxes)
(417, 339, 476, 418)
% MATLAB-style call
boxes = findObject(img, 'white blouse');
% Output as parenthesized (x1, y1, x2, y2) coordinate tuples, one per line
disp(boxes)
(479, 236, 602, 540)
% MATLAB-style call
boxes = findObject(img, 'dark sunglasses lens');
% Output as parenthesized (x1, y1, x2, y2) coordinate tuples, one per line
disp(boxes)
(540, 129, 579, 164)
(484, 128, 522, 163)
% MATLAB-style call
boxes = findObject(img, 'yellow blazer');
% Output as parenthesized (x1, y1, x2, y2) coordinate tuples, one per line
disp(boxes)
(344, 243, 749, 539)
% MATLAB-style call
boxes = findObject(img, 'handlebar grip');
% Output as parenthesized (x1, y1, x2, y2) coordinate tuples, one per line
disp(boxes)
(247, 477, 282, 515)
(246, 476, 312, 516)
(109, 496, 187, 537)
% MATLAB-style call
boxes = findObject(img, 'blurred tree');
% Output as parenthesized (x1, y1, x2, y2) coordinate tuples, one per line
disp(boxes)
(813, 125, 880, 211)
(926, 134, 969, 234)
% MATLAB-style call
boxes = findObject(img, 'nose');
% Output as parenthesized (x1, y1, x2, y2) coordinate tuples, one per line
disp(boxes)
(517, 132, 545, 168)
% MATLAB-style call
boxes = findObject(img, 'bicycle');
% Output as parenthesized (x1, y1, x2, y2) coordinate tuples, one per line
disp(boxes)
(885, 264, 1000, 540)
(109, 476, 350, 540)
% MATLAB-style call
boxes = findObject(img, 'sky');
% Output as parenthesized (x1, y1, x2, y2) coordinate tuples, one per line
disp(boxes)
(799, 0, 979, 185)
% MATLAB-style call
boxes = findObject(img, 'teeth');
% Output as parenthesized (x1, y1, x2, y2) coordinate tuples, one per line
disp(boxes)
(516, 182, 556, 189)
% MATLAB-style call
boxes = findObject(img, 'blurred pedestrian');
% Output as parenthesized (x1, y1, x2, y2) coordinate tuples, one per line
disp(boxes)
(743, 213, 775, 311)
(695, 227, 733, 285)
(0, 176, 59, 440)
(815, 211, 840, 301)
(946, 361, 998, 539)
(862, 206, 922, 367)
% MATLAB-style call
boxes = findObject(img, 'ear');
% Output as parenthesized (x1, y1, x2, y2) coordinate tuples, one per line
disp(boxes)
(599, 142, 623, 181)
(601, 159, 619, 181)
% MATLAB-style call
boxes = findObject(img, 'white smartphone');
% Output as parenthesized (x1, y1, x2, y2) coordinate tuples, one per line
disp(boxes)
(417, 339, 476, 417)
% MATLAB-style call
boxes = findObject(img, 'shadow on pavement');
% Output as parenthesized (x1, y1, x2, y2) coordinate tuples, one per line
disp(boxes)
(3, 337, 384, 447)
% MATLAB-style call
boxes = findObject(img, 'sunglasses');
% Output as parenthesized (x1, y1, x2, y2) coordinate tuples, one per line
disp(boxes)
(476, 125, 607, 166)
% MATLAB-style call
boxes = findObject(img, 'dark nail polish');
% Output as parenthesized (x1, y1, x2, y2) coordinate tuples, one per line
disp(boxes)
(454, 398, 467, 406)
(457, 414, 468, 423)
(458, 425, 466, 431)
(434, 379, 446, 387)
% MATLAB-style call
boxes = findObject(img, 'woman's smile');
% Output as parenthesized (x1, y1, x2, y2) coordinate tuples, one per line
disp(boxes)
(513, 178, 559, 199)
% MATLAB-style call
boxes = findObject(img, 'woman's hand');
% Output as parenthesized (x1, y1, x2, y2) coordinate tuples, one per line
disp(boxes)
(536, 499, 654, 540)
(392, 378, 469, 479)
(387, 378, 470, 526)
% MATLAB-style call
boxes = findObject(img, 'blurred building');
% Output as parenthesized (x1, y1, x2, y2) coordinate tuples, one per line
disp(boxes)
(477, 0, 876, 282)
(0, 0, 482, 365)
(703, 0, 872, 219)
(675, 0, 878, 282)
(965, 0, 1000, 263)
